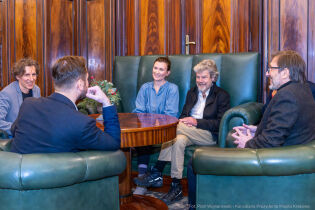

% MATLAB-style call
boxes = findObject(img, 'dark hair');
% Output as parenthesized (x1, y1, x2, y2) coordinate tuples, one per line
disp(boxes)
(52, 56, 87, 89)
(154, 57, 171, 71)
(13, 58, 40, 79)
(272, 50, 306, 83)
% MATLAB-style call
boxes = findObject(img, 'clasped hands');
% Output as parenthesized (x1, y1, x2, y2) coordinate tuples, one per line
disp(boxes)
(232, 124, 257, 148)
(179, 117, 197, 127)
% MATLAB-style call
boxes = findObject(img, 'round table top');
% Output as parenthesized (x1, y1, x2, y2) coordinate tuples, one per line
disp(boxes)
(91, 113, 178, 148)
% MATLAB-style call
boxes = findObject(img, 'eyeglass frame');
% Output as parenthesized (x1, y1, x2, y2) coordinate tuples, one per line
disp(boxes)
(266, 64, 284, 74)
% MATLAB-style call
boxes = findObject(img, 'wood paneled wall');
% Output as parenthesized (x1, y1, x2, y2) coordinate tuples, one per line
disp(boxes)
(0, 0, 115, 96)
(116, 0, 262, 55)
(263, 0, 315, 83)
(1, 0, 315, 99)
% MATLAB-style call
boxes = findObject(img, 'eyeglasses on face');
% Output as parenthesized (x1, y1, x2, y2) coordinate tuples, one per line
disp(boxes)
(266, 65, 283, 73)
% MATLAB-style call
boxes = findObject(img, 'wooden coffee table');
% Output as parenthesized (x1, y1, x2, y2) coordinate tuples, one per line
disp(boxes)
(92, 113, 178, 210)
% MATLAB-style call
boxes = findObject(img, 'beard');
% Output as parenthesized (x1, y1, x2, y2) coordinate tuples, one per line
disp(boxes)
(78, 86, 88, 100)
(269, 77, 281, 90)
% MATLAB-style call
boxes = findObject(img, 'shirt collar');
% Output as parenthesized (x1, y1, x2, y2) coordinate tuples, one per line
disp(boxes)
(198, 88, 211, 99)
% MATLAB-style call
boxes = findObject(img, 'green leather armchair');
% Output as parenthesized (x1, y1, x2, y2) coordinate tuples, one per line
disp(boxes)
(0, 139, 126, 210)
(113, 53, 260, 176)
(192, 140, 315, 209)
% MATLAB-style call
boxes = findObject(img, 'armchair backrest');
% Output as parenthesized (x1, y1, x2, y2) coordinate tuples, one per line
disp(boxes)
(113, 53, 260, 113)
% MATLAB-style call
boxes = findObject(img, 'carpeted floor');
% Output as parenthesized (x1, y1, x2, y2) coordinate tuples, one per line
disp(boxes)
(145, 190, 189, 210)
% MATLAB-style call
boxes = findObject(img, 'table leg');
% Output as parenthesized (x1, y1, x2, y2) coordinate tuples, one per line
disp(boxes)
(119, 148, 132, 204)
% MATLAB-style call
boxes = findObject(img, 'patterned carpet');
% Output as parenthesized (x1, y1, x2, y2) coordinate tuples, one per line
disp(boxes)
(145, 190, 189, 210)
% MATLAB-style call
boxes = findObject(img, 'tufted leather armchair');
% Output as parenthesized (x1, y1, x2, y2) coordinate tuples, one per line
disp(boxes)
(0, 139, 126, 210)
(192, 140, 315, 209)
(113, 53, 260, 176)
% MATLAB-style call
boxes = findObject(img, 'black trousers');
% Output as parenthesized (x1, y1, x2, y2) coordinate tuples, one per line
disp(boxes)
(135, 146, 153, 166)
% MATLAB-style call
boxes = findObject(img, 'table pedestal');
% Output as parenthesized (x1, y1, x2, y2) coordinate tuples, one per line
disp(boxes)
(119, 149, 168, 210)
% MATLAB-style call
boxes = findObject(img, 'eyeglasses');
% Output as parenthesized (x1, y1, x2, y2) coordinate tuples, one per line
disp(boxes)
(266, 65, 283, 74)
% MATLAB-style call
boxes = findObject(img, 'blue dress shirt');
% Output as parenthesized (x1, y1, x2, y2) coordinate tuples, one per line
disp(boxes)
(133, 81, 179, 118)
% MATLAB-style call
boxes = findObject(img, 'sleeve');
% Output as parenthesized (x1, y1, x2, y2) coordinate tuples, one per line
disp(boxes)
(133, 85, 148, 113)
(196, 91, 230, 132)
(0, 92, 13, 134)
(78, 106, 121, 151)
(245, 92, 298, 148)
(163, 85, 179, 118)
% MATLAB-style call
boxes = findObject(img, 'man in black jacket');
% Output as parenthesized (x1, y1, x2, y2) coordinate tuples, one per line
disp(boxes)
(134, 59, 230, 204)
(233, 50, 315, 148)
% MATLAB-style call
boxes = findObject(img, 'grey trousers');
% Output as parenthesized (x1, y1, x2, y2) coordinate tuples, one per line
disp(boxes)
(158, 122, 215, 179)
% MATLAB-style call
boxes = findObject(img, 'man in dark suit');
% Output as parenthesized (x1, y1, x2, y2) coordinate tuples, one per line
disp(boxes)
(233, 50, 315, 148)
(134, 59, 230, 204)
(10, 56, 120, 154)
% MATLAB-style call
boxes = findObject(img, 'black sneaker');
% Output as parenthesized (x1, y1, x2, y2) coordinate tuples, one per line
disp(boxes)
(133, 166, 163, 187)
(161, 182, 183, 205)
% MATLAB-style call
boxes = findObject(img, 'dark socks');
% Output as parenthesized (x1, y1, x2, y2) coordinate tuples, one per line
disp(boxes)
(172, 178, 181, 184)
(155, 160, 168, 172)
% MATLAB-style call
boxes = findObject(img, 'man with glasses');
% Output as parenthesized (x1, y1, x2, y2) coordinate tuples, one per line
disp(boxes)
(232, 50, 315, 148)
(0, 58, 41, 136)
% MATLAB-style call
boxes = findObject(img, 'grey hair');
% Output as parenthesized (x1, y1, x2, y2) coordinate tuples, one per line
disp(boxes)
(193, 59, 219, 82)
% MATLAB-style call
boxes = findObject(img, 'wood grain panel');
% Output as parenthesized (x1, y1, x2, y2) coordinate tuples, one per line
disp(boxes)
(86, 0, 106, 81)
(104, 0, 115, 81)
(140, 0, 165, 55)
(232, 0, 249, 52)
(184, 0, 201, 54)
(36, 0, 44, 95)
(268, 0, 280, 58)
(166, 0, 181, 54)
(202, 0, 230, 53)
(249, 0, 262, 52)
(126, 0, 139, 55)
(308, 0, 315, 82)
(115, 0, 125, 55)
(280, 0, 307, 63)
(44, 0, 74, 96)
(15, 0, 37, 60)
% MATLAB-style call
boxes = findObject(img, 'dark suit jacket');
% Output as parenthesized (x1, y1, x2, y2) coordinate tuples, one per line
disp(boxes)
(180, 84, 230, 140)
(246, 81, 315, 148)
(10, 93, 121, 154)
(263, 80, 315, 114)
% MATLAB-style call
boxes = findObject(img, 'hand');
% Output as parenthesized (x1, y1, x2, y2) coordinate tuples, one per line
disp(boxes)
(232, 127, 252, 148)
(179, 117, 197, 127)
(86, 86, 111, 107)
(233, 124, 256, 136)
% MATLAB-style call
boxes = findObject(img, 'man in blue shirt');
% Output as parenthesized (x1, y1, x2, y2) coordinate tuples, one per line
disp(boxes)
(133, 57, 179, 195)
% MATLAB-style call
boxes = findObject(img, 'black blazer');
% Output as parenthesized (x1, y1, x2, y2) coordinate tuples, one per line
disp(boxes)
(10, 93, 121, 154)
(246, 81, 315, 148)
(180, 84, 230, 140)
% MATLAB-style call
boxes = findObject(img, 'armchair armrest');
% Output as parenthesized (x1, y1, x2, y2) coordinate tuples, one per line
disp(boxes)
(193, 140, 315, 176)
(218, 102, 264, 147)
(0, 149, 126, 190)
